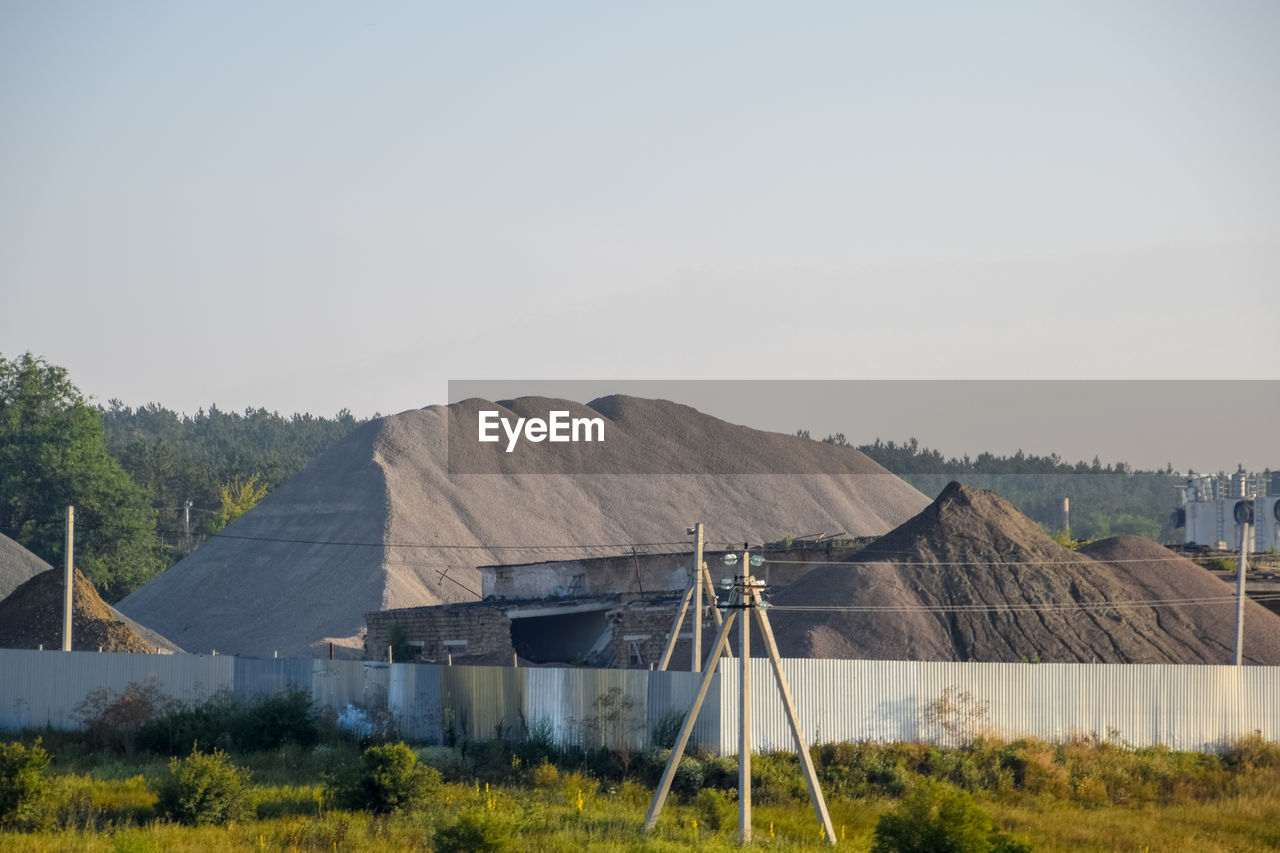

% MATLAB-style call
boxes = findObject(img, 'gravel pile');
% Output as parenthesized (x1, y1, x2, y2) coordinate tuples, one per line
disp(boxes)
(117, 396, 929, 657)
(0, 532, 49, 601)
(0, 567, 181, 653)
(767, 482, 1280, 664)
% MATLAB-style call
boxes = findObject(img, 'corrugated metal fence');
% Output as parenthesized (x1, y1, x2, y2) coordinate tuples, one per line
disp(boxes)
(1, 650, 1276, 754)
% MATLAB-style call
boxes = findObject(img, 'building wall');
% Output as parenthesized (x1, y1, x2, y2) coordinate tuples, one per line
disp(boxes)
(480, 545, 866, 600)
(481, 553, 692, 599)
(366, 604, 515, 663)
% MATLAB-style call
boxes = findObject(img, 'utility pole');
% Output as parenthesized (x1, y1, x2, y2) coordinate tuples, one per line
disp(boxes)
(658, 523, 731, 671)
(182, 499, 193, 553)
(738, 549, 751, 844)
(1234, 500, 1253, 666)
(643, 550, 835, 846)
(691, 523, 704, 672)
(63, 506, 74, 652)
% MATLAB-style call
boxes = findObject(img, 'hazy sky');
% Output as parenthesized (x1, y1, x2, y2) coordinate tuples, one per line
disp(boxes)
(2, 3, 1277, 465)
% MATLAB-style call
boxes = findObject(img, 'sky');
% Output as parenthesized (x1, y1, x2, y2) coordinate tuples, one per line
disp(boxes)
(2, 2, 1277, 469)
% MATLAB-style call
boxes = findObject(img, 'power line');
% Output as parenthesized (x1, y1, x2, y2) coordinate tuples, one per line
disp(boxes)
(210, 532, 690, 551)
(762, 555, 1219, 568)
(768, 592, 1280, 615)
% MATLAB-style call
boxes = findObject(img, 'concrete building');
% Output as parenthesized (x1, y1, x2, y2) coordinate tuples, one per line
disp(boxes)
(1174, 468, 1280, 553)
(365, 541, 870, 669)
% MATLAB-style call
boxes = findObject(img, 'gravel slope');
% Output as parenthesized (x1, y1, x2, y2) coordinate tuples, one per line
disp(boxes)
(0, 532, 49, 601)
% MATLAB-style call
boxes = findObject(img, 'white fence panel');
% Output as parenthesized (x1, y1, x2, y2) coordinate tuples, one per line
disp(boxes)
(2, 651, 1277, 755)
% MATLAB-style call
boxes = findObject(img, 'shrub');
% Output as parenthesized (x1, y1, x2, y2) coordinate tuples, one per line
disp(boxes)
(1224, 732, 1280, 773)
(232, 689, 320, 750)
(155, 747, 253, 826)
(137, 689, 320, 755)
(434, 809, 512, 853)
(651, 709, 685, 750)
(0, 740, 56, 832)
(871, 779, 1029, 853)
(672, 755, 704, 797)
(74, 682, 171, 756)
(527, 759, 559, 789)
(694, 787, 733, 832)
(327, 742, 440, 814)
(752, 751, 805, 804)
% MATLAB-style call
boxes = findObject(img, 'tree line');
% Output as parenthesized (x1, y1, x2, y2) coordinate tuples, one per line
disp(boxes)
(1, 353, 366, 602)
(797, 431, 1181, 541)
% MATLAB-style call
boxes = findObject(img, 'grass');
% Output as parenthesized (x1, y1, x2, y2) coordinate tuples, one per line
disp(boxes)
(4, 733, 1280, 851)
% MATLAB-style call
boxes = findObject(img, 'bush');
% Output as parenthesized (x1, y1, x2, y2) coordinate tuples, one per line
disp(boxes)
(137, 689, 320, 755)
(434, 809, 512, 853)
(74, 682, 171, 756)
(651, 709, 685, 750)
(672, 755, 704, 797)
(155, 747, 253, 826)
(0, 740, 56, 832)
(871, 779, 1029, 853)
(327, 742, 440, 814)
(694, 787, 733, 832)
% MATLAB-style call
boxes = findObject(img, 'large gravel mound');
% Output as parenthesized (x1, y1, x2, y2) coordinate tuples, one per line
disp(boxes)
(0, 567, 181, 653)
(0, 532, 49, 601)
(118, 396, 928, 657)
(767, 482, 1280, 664)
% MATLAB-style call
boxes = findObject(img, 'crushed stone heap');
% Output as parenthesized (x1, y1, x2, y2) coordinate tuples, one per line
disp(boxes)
(0, 567, 181, 654)
(117, 395, 929, 657)
(0, 532, 49, 601)
(767, 482, 1280, 664)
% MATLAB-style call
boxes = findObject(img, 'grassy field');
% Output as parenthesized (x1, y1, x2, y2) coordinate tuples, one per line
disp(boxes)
(4, 729, 1280, 851)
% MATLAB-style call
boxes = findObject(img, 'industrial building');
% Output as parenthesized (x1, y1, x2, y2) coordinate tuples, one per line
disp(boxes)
(1173, 467, 1280, 553)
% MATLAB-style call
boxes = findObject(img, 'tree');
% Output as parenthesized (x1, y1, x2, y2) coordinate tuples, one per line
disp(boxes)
(0, 353, 162, 601)
(212, 474, 269, 531)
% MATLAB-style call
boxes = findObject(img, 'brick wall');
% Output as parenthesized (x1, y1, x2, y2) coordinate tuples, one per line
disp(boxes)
(366, 603, 514, 663)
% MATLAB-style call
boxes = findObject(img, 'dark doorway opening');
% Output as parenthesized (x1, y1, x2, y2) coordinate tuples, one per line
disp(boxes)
(510, 609, 609, 664)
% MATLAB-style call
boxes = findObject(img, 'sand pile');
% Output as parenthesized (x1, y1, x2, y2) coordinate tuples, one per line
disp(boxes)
(1, 532, 49, 601)
(117, 396, 928, 657)
(0, 567, 181, 653)
(767, 482, 1280, 664)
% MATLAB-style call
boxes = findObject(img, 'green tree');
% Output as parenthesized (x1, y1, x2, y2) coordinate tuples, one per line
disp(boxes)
(212, 474, 269, 531)
(0, 353, 163, 601)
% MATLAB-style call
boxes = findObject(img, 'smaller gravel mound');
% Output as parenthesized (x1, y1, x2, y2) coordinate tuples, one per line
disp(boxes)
(0, 568, 181, 653)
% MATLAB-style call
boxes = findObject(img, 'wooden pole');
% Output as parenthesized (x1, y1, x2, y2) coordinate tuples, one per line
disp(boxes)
(702, 563, 733, 661)
(692, 523, 704, 672)
(62, 506, 74, 652)
(657, 582, 695, 670)
(642, 599, 738, 833)
(738, 567, 752, 845)
(1234, 521, 1250, 665)
(753, 606, 837, 844)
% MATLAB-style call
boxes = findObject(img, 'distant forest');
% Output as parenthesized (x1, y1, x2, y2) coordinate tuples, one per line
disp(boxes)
(100, 402, 369, 559)
(797, 430, 1180, 542)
